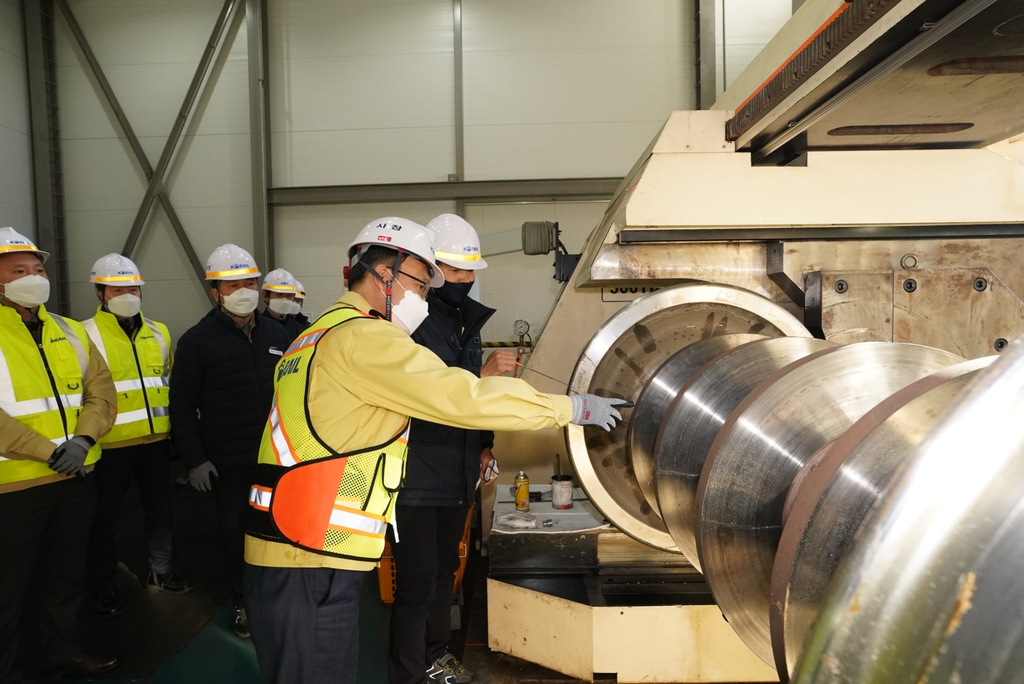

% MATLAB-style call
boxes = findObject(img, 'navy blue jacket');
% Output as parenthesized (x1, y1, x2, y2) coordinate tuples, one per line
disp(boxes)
(403, 293, 495, 507)
(169, 308, 290, 470)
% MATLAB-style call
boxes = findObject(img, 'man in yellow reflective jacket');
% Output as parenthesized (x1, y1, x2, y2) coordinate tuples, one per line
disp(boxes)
(0, 227, 119, 681)
(82, 254, 194, 620)
(243, 218, 627, 684)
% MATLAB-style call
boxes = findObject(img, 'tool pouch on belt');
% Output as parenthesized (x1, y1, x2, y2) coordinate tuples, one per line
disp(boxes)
(248, 435, 406, 562)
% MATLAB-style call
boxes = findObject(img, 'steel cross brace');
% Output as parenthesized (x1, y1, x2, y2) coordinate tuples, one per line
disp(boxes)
(55, 0, 241, 299)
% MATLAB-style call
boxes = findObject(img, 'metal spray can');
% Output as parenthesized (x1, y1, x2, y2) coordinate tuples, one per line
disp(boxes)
(514, 471, 530, 512)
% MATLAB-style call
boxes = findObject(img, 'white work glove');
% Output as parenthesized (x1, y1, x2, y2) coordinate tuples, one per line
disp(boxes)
(189, 461, 219, 492)
(48, 436, 92, 478)
(570, 394, 630, 431)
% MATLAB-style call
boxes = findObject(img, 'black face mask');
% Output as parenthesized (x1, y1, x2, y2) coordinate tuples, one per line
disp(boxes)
(435, 280, 473, 308)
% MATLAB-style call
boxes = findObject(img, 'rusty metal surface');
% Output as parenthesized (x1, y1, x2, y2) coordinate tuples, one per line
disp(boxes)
(771, 357, 987, 680)
(805, 270, 895, 344)
(695, 342, 963, 665)
(893, 267, 1024, 357)
(793, 338, 1024, 684)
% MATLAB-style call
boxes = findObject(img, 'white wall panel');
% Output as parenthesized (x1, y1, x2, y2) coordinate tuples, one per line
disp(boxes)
(463, 0, 693, 180)
(0, 0, 35, 238)
(269, 0, 455, 186)
(274, 201, 455, 318)
(465, 201, 608, 343)
(56, 0, 252, 335)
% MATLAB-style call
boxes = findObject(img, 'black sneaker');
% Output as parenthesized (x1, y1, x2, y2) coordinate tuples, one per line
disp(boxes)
(234, 607, 250, 638)
(94, 591, 124, 619)
(425, 662, 456, 684)
(435, 653, 473, 684)
(147, 572, 195, 595)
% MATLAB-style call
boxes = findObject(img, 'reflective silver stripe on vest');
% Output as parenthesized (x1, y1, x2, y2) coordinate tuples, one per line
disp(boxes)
(112, 404, 167, 426)
(113, 408, 150, 426)
(3, 393, 83, 418)
(284, 329, 326, 355)
(49, 314, 89, 377)
(328, 507, 387, 537)
(0, 334, 14, 408)
(81, 318, 106, 363)
(268, 400, 298, 467)
(144, 318, 169, 368)
(249, 486, 272, 508)
(113, 376, 169, 393)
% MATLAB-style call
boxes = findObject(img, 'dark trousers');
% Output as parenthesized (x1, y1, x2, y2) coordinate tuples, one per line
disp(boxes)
(214, 464, 258, 604)
(245, 564, 364, 684)
(388, 504, 468, 684)
(87, 440, 175, 594)
(0, 476, 97, 683)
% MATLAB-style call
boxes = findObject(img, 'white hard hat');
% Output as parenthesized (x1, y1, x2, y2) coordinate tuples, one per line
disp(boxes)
(294, 280, 306, 300)
(426, 214, 487, 270)
(90, 253, 145, 286)
(262, 268, 298, 293)
(205, 244, 261, 281)
(0, 227, 49, 262)
(348, 217, 445, 288)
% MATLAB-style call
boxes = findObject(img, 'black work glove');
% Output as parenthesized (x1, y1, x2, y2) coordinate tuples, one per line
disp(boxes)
(48, 436, 92, 479)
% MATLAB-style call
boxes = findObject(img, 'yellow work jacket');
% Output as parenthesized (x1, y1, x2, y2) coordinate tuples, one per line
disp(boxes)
(83, 308, 171, 448)
(244, 291, 573, 572)
(0, 304, 113, 490)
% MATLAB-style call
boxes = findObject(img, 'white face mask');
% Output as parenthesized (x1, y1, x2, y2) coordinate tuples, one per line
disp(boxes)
(289, 300, 303, 316)
(267, 297, 293, 316)
(107, 293, 141, 319)
(389, 278, 429, 335)
(3, 274, 50, 308)
(221, 287, 260, 316)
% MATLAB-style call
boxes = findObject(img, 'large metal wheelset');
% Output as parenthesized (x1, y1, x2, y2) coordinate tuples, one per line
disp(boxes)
(566, 283, 1024, 683)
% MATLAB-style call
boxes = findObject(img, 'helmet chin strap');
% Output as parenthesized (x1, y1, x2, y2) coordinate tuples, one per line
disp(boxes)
(357, 250, 406, 321)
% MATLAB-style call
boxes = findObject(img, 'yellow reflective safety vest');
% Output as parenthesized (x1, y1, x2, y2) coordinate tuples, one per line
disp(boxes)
(246, 306, 408, 563)
(0, 304, 102, 486)
(82, 308, 171, 445)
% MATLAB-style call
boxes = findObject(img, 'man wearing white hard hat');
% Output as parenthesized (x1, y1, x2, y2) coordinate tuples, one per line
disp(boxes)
(82, 254, 194, 619)
(290, 279, 311, 331)
(242, 217, 627, 684)
(388, 214, 515, 684)
(260, 268, 308, 342)
(0, 227, 121, 679)
(169, 244, 290, 638)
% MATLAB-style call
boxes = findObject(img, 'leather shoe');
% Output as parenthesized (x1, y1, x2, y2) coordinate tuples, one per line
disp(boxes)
(95, 591, 124, 618)
(53, 652, 122, 677)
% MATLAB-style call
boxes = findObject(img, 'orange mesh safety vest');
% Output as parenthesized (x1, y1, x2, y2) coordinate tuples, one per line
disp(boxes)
(246, 307, 408, 562)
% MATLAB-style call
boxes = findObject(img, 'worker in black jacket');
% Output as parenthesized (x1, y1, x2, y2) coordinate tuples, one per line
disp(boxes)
(388, 215, 517, 684)
(260, 268, 309, 343)
(168, 244, 290, 639)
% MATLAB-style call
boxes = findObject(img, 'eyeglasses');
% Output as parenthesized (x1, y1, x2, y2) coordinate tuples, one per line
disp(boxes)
(397, 270, 429, 297)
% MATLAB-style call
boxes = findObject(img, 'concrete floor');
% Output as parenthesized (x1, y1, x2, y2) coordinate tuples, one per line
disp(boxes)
(17, 460, 576, 684)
